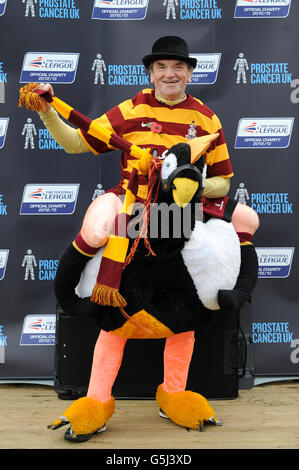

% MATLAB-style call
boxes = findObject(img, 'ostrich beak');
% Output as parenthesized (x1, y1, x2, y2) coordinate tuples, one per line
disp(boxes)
(189, 133, 219, 164)
(172, 178, 199, 208)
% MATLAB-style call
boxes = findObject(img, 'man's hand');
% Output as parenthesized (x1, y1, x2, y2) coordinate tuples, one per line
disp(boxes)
(34, 82, 54, 112)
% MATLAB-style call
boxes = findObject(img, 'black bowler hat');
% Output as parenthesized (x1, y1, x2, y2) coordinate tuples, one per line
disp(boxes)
(142, 36, 197, 70)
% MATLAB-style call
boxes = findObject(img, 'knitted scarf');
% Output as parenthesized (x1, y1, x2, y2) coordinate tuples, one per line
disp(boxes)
(18, 83, 161, 311)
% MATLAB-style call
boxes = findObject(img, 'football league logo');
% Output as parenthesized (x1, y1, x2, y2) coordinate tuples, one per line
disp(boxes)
(234, 0, 292, 18)
(92, 0, 149, 20)
(235, 118, 294, 149)
(20, 52, 80, 84)
(0, 0, 7, 16)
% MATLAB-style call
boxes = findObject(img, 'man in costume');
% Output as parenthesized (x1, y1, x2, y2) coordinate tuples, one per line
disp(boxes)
(29, 36, 259, 440)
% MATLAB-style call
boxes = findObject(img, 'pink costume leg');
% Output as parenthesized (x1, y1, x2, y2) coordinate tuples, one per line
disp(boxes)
(80, 192, 123, 248)
(162, 331, 195, 393)
(87, 330, 127, 403)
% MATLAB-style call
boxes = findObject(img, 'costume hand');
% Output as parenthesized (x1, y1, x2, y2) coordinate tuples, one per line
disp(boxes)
(218, 288, 247, 313)
(218, 289, 237, 312)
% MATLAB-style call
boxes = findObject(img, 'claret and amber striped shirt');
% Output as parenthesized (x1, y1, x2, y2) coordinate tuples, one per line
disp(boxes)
(78, 88, 233, 200)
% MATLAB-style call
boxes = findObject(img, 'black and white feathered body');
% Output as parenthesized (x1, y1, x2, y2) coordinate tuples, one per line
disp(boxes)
(71, 139, 241, 335)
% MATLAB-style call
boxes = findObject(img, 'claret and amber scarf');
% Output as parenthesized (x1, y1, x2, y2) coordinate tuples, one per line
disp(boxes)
(18, 83, 161, 316)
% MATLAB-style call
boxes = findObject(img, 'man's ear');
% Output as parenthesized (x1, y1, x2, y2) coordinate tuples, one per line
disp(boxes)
(150, 71, 155, 84)
(187, 68, 194, 83)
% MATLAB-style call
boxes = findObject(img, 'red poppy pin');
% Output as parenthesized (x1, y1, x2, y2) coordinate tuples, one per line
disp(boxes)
(142, 122, 163, 134)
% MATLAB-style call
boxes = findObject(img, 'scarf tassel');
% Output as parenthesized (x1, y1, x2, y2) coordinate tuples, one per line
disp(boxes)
(91, 284, 154, 333)
(90, 284, 127, 308)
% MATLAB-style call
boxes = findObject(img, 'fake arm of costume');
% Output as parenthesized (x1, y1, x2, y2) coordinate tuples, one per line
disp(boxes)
(38, 108, 90, 154)
(203, 175, 230, 198)
(203, 112, 233, 198)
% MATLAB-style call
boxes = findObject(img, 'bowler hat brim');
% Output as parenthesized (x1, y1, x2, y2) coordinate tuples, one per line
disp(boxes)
(142, 53, 197, 70)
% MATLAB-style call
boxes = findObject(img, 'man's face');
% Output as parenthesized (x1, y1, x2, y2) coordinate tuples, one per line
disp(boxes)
(150, 59, 193, 101)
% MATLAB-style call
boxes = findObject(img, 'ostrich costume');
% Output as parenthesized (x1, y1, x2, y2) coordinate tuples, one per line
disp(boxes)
(19, 85, 258, 442)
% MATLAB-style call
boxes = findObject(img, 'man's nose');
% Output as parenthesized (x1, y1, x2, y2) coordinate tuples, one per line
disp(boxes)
(164, 69, 176, 79)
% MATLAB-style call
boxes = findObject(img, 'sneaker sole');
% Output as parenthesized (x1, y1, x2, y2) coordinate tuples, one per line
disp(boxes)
(159, 409, 170, 420)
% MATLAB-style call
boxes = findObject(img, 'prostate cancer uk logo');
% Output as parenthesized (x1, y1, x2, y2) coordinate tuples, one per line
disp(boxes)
(20, 183, 80, 215)
(189, 53, 221, 85)
(20, 314, 56, 346)
(162, 0, 222, 20)
(22, 0, 80, 18)
(235, 117, 294, 149)
(256, 247, 295, 278)
(20, 52, 80, 84)
(234, 0, 292, 18)
(92, 0, 149, 20)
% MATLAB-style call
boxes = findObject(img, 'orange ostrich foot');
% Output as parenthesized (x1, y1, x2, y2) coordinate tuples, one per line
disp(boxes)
(156, 384, 220, 431)
(48, 396, 115, 442)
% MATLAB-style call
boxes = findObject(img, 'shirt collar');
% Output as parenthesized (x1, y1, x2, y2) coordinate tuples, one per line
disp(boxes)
(155, 91, 187, 106)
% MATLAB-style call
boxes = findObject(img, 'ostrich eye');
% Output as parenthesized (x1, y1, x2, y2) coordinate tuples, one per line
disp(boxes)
(161, 153, 178, 180)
